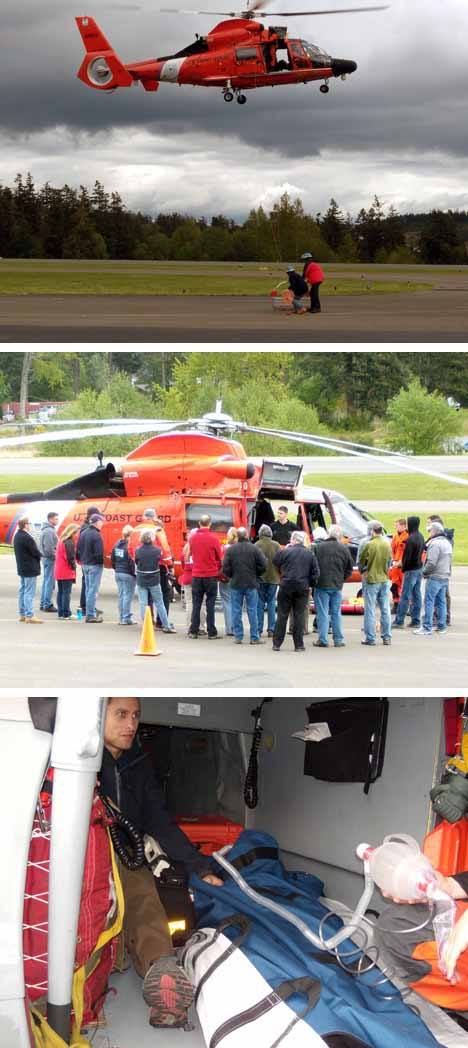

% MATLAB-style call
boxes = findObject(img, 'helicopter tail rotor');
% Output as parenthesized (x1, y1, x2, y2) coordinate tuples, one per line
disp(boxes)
(76, 17, 134, 90)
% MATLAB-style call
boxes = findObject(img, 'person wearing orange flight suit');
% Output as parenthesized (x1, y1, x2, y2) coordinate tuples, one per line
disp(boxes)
(128, 507, 173, 623)
(389, 518, 408, 614)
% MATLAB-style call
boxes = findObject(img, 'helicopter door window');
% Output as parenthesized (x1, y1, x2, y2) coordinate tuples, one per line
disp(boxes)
(289, 41, 309, 69)
(186, 503, 234, 533)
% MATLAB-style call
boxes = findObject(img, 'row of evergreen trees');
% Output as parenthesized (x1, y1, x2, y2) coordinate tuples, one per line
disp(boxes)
(0, 173, 466, 264)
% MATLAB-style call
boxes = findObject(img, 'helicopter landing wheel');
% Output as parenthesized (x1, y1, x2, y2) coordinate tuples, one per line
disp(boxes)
(223, 90, 234, 102)
(236, 92, 247, 105)
(320, 83, 330, 94)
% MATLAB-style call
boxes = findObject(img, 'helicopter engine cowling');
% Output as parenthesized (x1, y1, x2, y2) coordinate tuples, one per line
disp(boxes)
(212, 457, 256, 480)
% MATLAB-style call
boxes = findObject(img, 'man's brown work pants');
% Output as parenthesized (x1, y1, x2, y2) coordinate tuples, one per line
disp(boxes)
(118, 863, 174, 978)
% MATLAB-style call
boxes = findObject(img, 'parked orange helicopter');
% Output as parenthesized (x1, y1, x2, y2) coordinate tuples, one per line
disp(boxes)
(75, 2, 388, 104)
(1, 406, 467, 576)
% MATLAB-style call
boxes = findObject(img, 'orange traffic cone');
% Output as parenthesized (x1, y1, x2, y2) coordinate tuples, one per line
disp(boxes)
(134, 606, 161, 657)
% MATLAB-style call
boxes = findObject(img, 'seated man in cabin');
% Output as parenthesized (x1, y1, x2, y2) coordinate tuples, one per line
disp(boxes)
(376, 864, 468, 1015)
(100, 697, 223, 1029)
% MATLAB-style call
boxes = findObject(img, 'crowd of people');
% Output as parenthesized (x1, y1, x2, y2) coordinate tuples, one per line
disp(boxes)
(12, 503, 454, 647)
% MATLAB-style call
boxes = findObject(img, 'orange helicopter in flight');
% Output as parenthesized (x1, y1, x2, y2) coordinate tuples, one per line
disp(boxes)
(75, 2, 388, 105)
(1, 405, 466, 578)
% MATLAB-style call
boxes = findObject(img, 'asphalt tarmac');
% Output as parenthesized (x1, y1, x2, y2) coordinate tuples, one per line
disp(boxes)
(1, 556, 466, 690)
(1, 288, 468, 342)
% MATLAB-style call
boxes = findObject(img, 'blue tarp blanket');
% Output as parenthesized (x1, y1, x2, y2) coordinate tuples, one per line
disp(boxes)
(189, 830, 440, 1048)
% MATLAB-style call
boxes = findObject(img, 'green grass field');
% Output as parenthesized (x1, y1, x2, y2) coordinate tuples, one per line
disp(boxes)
(0, 474, 72, 493)
(303, 472, 468, 500)
(0, 267, 432, 297)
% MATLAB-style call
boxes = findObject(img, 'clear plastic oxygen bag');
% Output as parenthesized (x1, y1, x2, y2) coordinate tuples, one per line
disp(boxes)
(427, 883, 457, 979)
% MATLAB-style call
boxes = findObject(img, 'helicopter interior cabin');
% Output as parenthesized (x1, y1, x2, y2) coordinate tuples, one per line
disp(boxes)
(4, 697, 468, 1048)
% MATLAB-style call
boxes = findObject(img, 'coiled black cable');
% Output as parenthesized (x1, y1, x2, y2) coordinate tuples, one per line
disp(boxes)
(244, 699, 272, 810)
(99, 793, 146, 871)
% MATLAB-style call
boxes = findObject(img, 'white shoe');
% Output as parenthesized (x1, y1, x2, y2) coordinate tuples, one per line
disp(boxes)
(413, 627, 431, 636)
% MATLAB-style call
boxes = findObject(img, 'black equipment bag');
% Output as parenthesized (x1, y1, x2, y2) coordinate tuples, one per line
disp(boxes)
(156, 862, 197, 946)
(304, 698, 389, 794)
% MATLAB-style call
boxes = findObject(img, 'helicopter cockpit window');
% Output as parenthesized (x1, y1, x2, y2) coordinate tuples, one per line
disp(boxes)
(236, 47, 258, 61)
(186, 504, 234, 533)
(331, 498, 369, 542)
(301, 41, 331, 66)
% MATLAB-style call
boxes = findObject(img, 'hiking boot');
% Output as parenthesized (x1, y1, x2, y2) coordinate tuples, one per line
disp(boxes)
(25, 616, 43, 624)
(43, 605, 58, 613)
(250, 638, 265, 645)
(86, 615, 103, 623)
(361, 639, 376, 646)
(313, 640, 328, 648)
(143, 957, 194, 1028)
(382, 637, 391, 646)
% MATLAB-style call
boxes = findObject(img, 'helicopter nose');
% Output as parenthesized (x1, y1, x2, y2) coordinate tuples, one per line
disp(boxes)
(331, 59, 357, 76)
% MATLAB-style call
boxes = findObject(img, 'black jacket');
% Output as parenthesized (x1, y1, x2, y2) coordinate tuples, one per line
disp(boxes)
(111, 538, 136, 577)
(314, 538, 354, 590)
(273, 543, 320, 591)
(13, 529, 42, 577)
(99, 739, 211, 878)
(288, 271, 308, 297)
(271, 520, 296, 546)
(77, 525, 104, 566)
(402, 516, 425, 572)
(222, 540, 267, 590)
(135, 542, 162, 588)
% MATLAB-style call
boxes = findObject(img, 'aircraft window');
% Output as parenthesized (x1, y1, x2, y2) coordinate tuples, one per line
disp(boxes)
(236, 47, 258, 61)
(290, 43, 304, 56)
(331, 498, 369, 542)
(186, 504, 234, 533)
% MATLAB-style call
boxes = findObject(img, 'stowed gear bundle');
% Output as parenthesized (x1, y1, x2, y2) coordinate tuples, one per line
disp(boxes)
(183, 830, 441, 1048)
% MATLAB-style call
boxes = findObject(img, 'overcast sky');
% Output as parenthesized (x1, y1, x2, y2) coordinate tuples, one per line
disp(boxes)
(1, 0, 467, 219)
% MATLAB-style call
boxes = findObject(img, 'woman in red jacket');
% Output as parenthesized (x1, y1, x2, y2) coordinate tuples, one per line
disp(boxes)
(55, 523, 79, 618)
(301, 252, 325, 313)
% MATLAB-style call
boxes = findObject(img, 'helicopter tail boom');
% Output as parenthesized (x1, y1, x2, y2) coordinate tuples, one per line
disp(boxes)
(76, 16, 134, 89)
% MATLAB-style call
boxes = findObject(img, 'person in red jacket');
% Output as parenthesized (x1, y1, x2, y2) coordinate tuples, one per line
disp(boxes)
(301, 251, 325, 313)
(188, 514, 223, 639)
(54, 523, 79, 619)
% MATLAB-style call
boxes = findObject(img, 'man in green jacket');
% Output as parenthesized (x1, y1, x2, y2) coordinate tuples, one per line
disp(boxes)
(255, 524, 281, 637)
(358, 521, 392, 646)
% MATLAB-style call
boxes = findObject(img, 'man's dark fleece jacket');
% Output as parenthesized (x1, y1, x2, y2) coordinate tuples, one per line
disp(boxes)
(401, 516, 425, 572)
(99, 737, 211, 878)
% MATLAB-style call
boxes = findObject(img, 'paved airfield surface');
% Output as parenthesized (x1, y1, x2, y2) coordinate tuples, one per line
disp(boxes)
(1, 288, 468, 342)
(1, 556, 466, 689)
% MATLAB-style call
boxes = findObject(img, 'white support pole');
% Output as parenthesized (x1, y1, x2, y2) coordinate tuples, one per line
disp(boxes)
(0, 698, 53, 1048)
(47, 694, 107, 1043)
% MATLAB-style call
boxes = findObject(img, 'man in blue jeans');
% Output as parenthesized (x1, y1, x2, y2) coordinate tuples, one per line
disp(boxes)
(39, 511, 59, 612)
(13, 515, 42, 623)
(312, 524, 354, 648)
(222, 527, 267, 644)
(255, 524, 280, 637)
(358, 521, 392, 646)
(393, 516, 424, 629)
(77, 512, 105, 623)
(414, 520, 452, 636)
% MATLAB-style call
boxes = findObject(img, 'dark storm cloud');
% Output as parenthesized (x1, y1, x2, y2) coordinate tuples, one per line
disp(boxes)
(0, 0, 467, 157)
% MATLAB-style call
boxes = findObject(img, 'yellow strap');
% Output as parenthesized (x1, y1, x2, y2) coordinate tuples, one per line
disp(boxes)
(29, 1006, 91, 1048)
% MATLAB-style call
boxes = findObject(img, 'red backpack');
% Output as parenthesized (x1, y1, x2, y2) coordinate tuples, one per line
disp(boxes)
(23, 771, 123, 1032)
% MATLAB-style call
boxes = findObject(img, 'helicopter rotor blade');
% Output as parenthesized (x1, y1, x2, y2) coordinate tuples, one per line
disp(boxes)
(0, 420, 192, 450)
(159, 2, 388, 14)
(257, 5, 389, 15)
(235, 423, 468, 487)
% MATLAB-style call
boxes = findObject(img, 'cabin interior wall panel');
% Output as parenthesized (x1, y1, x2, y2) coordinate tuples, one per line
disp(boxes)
(139, 696, 254, 734)
(254, 698, 444, 906)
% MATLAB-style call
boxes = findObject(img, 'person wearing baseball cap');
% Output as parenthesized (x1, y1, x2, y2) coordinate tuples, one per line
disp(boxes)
(301, 251, 325, 314)
(76, 512, 105, 622)
(286, 264, 308, 315)
(414, 520, 453, 636)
